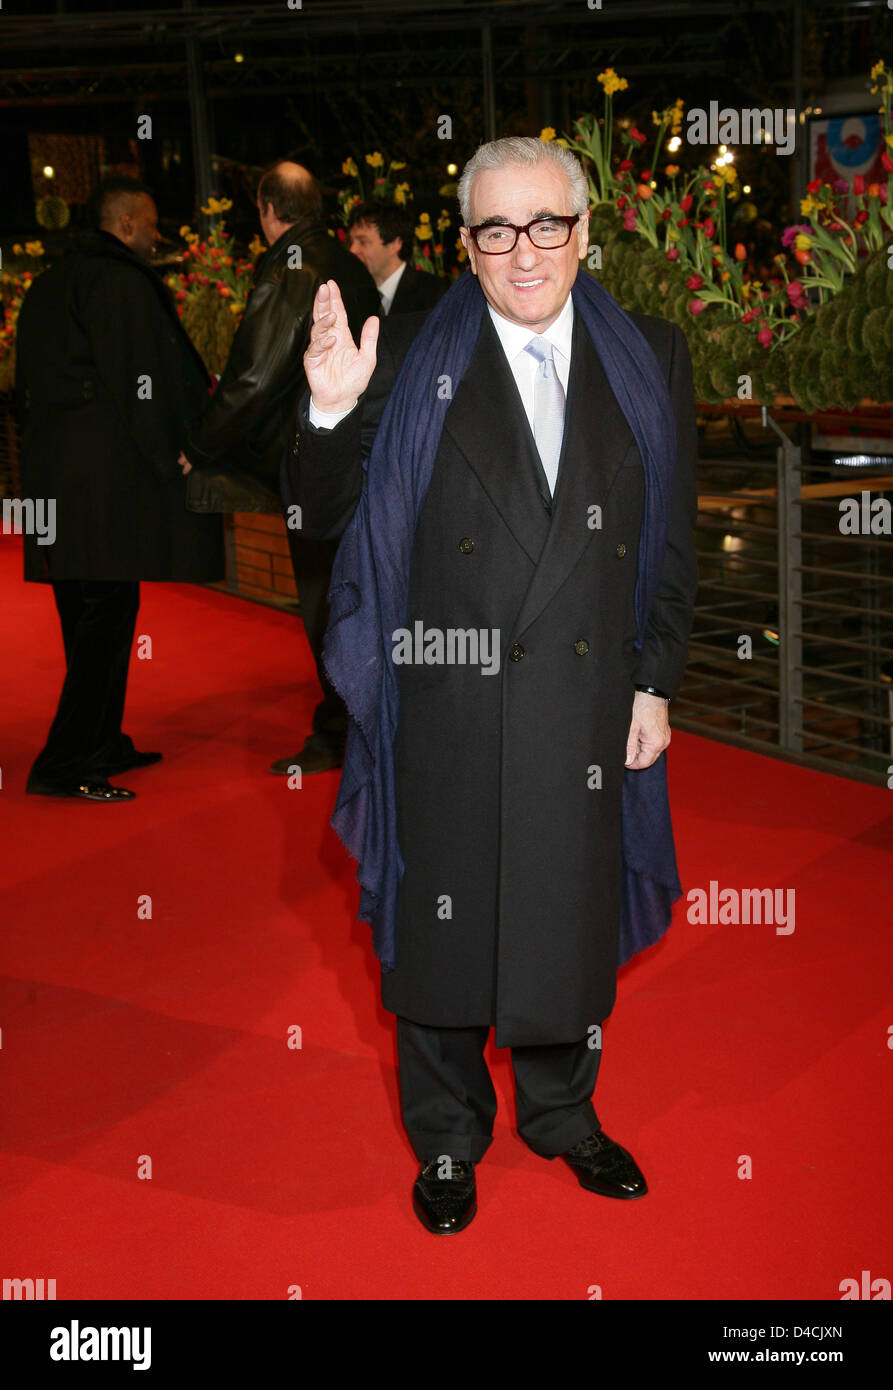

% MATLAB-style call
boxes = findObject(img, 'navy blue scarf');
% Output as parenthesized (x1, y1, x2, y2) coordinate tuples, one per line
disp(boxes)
(323, 268, 681, 971)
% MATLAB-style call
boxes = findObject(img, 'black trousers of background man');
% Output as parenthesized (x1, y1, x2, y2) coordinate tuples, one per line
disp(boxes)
(27, 580, 140, 788)
(286, 531, 348, 750)
(396, 1017, 603, 1164)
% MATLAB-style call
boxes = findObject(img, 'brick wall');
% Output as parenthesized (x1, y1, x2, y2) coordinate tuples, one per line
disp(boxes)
(225, 512, 299, 612)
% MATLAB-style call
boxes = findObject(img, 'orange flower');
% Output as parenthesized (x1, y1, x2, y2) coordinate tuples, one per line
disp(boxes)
(636, 183, 653, 200)
(734, 243, 747, 261)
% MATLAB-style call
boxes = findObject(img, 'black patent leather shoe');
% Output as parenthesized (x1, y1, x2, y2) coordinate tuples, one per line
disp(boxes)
(26, 776, 136, 802)
(412, 1157, 477, 1234)
(562, 1131, 647, 1199)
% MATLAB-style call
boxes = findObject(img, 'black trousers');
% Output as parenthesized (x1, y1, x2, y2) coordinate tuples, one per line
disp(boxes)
(28, 580, 140, 786)
(285, 530, 347, 745)
(396, 1016, 603, 1164)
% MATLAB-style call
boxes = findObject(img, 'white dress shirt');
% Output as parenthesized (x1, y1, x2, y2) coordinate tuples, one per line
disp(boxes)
(376, 261, 407, 315)
(308, 292, 575, 496)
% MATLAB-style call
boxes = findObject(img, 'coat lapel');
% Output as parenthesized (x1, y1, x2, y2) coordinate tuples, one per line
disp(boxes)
(442, 313, 551, 564)
(513, 310, 636, 638)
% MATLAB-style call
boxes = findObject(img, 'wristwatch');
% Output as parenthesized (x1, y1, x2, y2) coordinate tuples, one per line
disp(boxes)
(635, 683, 671, 702)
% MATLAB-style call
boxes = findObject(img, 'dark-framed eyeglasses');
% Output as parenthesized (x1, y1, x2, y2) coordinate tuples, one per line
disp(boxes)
(466, 214, 580, 254)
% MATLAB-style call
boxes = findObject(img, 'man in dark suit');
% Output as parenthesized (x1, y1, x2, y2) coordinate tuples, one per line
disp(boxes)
(17, 176, 224, 802)
(347, 202, 446, 315)
(180, 162, 379, 775)
(284, 138, 698, 1233)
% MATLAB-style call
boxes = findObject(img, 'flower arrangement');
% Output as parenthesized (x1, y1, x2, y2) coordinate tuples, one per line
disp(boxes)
(336, 152, 454, 277)
(549, 61, 893, 404)
(0, 241, 45, 392)
(164, 197, 257, 375)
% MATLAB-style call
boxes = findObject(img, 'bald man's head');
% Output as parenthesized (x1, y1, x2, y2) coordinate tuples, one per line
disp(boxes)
(256, 161, 323, 244)
(86, 176, 159, 260)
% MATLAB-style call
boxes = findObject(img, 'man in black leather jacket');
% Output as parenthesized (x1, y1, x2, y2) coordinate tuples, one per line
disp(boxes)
(181, 161, 379, 774)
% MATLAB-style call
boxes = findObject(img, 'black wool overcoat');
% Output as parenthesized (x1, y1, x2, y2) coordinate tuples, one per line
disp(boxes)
(286, 300, 698, 1047)
(16, 230, 224, 583)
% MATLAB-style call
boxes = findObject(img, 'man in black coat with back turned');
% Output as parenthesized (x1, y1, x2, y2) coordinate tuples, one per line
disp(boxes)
(17, 176, 224, 803)
(180, 162, 379, 775)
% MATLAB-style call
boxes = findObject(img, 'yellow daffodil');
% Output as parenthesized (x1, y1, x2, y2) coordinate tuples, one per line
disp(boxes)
(200, 196, 233, 216)
(394, 187, 407, 206)
(12, 243, 23, 255)
(800, 194, 821, 216)
(667, 226, 680, 241)
(436, 210, 451, 233)
(456, 237, 468, 264)
(365, 152, 384, 169)
(415, 218, 433, 240)
(179, 224, 192, 239)
(229, 302, 241, 315)
(794, 233, 812, 251)
(248, 233, 264, 258)
(342, 157, 358, 177)
(390, 160, 407, 170)
(539, 127, 556, 142)
(870, 60, 885, 82)
(886, 133, 893, 148)
(345, 194, 362, 213)
(597, 68, 628, 96)
(24, 240, 45, 257)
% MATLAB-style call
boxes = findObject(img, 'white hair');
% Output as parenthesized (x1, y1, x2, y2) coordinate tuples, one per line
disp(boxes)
(457, 136, 588, 225)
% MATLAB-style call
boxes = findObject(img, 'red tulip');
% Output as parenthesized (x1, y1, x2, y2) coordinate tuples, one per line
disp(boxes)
(882, 151, 893, 173)
(618, 159, 633, 171)
(665, 247, 680, 260)
(794, 247, 811, 265)
(806, 177, 823, 194)
(688, 298, 707, 315)
(853, 174, 865, 195)
(685, 274, 704, 290)
(680, 194, 693, 212)
(758, 326, 772, 348)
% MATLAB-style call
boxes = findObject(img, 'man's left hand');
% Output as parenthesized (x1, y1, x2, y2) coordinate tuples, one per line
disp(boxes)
(178, 451, 192, 475)
(625, 690, 670, 769)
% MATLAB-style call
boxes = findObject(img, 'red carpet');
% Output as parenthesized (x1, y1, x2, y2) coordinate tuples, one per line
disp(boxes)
(1, 533, 890, 1300)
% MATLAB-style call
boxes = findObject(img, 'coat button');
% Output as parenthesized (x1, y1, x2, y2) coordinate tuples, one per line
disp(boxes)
(616, 542, 627, 558)
(574, 639, 589, 655)
(458, 537, 475, 554)
(509, 643, 525, 662)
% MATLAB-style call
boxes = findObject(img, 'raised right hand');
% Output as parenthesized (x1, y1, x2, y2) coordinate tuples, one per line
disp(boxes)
(305, 279, 379, 414)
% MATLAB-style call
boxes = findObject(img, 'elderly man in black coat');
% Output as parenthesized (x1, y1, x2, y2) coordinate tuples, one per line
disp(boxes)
(283, 137, 698, 1234)
(180, 161, 379, 775)
(17, 176, 223, 802)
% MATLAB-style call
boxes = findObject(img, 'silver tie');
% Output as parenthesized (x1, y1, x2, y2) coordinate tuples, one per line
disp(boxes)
(524, 335, 566, 494)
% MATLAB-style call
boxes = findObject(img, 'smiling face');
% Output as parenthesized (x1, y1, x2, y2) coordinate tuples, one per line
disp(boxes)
(460, 161, 589, 333)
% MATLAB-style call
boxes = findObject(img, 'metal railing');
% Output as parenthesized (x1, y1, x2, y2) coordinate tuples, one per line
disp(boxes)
(674, 409, 893, 785)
